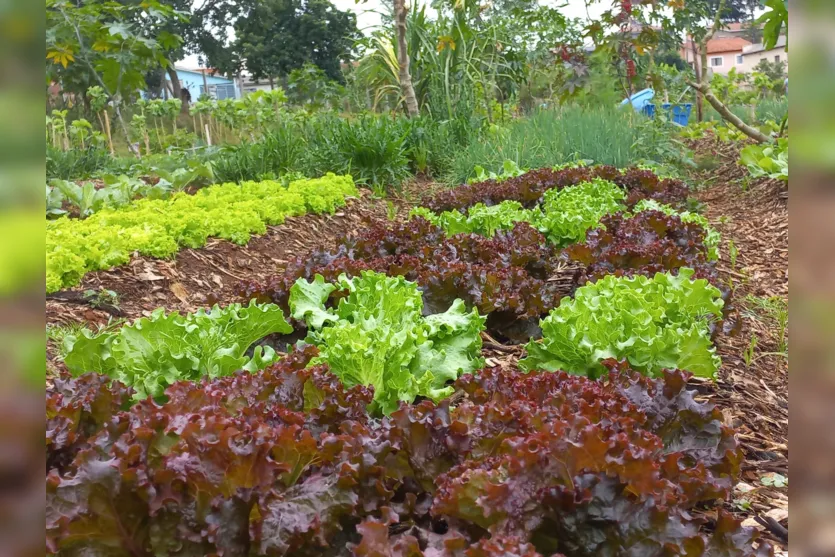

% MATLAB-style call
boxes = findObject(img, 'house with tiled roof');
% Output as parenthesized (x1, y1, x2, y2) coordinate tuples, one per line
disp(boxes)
(738, 35, 788, 73)
(681, 36, 752, 75)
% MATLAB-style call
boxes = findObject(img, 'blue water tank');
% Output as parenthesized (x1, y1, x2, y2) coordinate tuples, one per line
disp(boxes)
(620, 89, 655, 112)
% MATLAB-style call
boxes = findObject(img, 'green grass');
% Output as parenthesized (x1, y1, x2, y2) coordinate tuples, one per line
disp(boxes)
(443, 105, 673, 184)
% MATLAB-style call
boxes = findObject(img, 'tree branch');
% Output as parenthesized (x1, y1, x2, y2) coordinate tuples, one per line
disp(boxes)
(687, 79, 772, 143)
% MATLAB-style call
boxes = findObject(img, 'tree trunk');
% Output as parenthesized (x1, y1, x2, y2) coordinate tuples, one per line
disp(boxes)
(393, 0, 419, 118)
(166, 65, 190, 113)
(102, 110, 115, 155)
(690, 39, 703, 121)
(687, 80, 772, 143)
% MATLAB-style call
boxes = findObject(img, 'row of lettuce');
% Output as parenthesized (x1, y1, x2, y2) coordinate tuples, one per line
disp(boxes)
(47, 166, 774, 556)
(46, 173, 357, 292)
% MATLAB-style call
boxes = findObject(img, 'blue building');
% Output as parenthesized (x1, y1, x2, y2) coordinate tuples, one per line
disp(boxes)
(173, 67, 239, 100)
(144, 66, 240, 100)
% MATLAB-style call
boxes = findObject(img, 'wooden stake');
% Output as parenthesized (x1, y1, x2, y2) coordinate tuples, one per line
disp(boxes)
(103, 110, 115, 155)
(204, 123, 212, 146)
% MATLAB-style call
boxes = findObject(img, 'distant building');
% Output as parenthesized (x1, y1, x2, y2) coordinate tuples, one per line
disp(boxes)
(171, 67, 239, 100)
(682, 36, 752, 76)
(738, 35, 789, 74)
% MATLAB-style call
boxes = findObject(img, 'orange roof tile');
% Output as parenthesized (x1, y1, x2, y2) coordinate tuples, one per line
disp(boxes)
(705, 37, 752, 54)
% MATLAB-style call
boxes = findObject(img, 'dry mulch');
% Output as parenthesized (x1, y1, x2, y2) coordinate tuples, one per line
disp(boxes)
(687, 138, 788, 550)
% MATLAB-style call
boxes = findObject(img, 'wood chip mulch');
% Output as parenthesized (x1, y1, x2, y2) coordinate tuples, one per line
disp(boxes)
(688, 139, 789, 551)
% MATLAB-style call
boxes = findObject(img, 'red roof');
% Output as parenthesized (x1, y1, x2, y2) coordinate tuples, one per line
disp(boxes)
(705, 37, 752, 54)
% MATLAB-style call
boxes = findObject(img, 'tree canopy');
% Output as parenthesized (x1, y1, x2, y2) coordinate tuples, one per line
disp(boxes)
(233, 0, 359, 83)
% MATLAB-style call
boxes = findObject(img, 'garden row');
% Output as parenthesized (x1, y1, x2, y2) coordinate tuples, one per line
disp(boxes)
(46, 166, 772, 556)
(46, 173, 357, 293)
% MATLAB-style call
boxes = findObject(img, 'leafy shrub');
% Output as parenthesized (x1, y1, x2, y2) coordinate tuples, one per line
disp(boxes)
(212, 123, 306, 183)
(240, 219, 562, 341)
(47, 351, 770, 555)
(521, 269, 724, 379)
(445, 106, 673, 184)
(739, 139, 788, 182)
(46, 145, 114, 181)
(46, 174, 357, 292)
(60, 301, 292, 400)
(304, 114, 411, 194)
(290, 271, 485, 414)
(566, 210, 720, 288)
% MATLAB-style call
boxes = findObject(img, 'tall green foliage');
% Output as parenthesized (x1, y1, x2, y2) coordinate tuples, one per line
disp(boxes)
(445, 106, 671, 184)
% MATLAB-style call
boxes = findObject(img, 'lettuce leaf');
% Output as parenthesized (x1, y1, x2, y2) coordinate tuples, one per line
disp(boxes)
(633, 198, 721, 261)
(520, 269, 724, 379)
(62, 301, 293, 400)
(290, 271, 485, 414)
(532, 178, 627, 247)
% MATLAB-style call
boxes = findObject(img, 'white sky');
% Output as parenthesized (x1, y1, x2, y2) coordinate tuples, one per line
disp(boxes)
(180, 0, 606, 67)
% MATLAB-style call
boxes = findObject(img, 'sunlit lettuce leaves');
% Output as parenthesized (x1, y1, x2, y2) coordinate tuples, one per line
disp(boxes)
(411, 178, 627, 248)
(62, 301, 292, 400)
(409, 201, 534, 238)
(520, 269, 724, 379)
(531, 178, 627, 246)
(290, 271, 485, 414)
(46, 173, 358, 293)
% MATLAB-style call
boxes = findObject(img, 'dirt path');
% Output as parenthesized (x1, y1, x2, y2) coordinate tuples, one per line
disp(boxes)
(693, 160, 788, 550)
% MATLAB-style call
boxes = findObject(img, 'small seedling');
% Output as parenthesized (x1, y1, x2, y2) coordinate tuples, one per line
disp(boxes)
(83, 288, 120, 310)
(760, 473, 788, 488)
(386, 201, 397, 221)
(743, 334, 758, 368)
(733, 498, 752, 511)
(728, 239, 738, 271)
(743, 295, 789, 356)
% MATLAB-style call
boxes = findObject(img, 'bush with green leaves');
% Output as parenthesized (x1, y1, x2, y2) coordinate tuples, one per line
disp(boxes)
(304, 114, 412, 194)
(633, 198, 721, 260)
(290, 271, 485, 415)
(60, 301, 292, 400)
(520, 269, 724, 379)
(740, 139, 788, 182)
(46, 174, 358, 292)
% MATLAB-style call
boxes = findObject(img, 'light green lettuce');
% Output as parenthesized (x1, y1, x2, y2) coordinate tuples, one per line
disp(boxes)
(290, 271, 485, 415)
(633, 199, 721, 261)
(410, 201, 533, 237)
(520, 268, 724, 379)
(62, 301, 293, 400)
(531, 178, 627, 247)
(46, 174, 358, 293)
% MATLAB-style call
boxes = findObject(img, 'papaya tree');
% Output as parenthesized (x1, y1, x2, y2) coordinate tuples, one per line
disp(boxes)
(46, 0, 185, 150)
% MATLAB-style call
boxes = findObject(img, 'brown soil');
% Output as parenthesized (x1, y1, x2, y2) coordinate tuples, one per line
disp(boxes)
(688, 138, 788, 551)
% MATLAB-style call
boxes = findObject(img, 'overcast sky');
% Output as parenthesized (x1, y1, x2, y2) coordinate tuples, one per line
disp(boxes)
(180, 0, 607, 67)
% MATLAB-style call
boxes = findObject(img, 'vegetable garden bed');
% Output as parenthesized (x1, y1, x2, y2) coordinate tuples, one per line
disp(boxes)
(46, 156, 787, 556)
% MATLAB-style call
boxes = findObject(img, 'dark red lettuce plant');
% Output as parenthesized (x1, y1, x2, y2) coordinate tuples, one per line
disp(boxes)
(47, 351, 771, 557)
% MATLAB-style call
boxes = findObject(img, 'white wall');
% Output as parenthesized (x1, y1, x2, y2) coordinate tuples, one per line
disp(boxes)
(739, 46, 789, 74)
